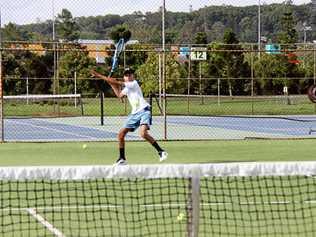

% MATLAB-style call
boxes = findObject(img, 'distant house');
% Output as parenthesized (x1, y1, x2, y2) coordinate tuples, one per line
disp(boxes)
(6, 39, 139, 62)
(78, 39, 139, 64)
(8, 43, 46, 56)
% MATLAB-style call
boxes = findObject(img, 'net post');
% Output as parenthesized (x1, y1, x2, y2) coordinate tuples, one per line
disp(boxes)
(149, 93, 153, 111)
(187, 173, 200, 237)
(80, 95, 84, 116)
(100, 92, 104, 126)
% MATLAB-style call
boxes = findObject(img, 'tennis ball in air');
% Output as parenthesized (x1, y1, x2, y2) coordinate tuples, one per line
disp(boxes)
(82, 144, 87, 149)
(177, 212, 185, 221)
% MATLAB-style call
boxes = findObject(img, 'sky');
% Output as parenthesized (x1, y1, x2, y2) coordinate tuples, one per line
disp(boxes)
(0, 0, 313, 26)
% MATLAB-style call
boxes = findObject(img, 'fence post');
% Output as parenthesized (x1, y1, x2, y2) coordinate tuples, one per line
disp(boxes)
(251, 44, 254, 115)
(26, 77, 29, 105)
(187, 50, 191, 114)
(100, 92, 104, 126)
(0, 10, 3, 143)
(162, 0, 167, 140)
(158, 53, 162, 107)
(0, 47, 3, 142)
(217, 78, 221, 106)
(313, 46, 316, 113)
(74, 70, 77, 108)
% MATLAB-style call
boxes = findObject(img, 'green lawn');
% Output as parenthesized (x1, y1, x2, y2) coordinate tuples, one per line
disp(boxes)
(0, 139, 316, 166)
(4, 96, 316, 117)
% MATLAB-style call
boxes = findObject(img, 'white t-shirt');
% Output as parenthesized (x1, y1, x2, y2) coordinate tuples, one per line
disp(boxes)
(121, 80, 150, 114)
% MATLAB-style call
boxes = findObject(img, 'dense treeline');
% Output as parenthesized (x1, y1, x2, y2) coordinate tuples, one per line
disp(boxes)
(1, 2, 315, 97)
(2, 2, 315, 43)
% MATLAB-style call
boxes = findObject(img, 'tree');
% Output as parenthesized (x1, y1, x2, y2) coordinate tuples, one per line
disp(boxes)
(2, 51, 54, 95)
(190, 32, 208, 96)
(126, 19, 160, 43)
(253, 54, 288, 94)
(137, 53, 186, 96)
(13, 3, 315, 44)
(311, 0, 316, 39)
(194, 32, 208, 44)
(109, 25, 131, 43)
(105, 25, 133, 77)
(2, 23, 30, 41)
(56, 9, 79, 41)
(209, 22, 226, 42)
(239, 17, 257, 42)
(277, 3, 298, 44)
(124, 44, 149, 70)
(214, 29, 250, 96)
(58, 48, 96, 94)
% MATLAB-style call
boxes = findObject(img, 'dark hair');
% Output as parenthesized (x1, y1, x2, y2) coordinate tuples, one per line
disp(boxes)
(123, 68, 134, 76)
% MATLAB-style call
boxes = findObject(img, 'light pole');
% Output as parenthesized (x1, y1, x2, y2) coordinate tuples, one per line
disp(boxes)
(0, 6, 2, 44)
(0, 6, 3, 142)
(303, 23, 312, 44)
(258, 0, 261, 56)
(52, 0, 58, 113)
(52, 0, 55, 42)
(162, 0, 165, 52)
(162, 0, 167, 139)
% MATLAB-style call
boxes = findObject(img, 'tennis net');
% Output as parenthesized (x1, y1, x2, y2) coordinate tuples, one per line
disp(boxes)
(1, 162, 316, 237)
(4, 94, 84, 118)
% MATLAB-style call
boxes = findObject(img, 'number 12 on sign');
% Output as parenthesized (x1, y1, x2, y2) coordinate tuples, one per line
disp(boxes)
(190, 47, 207, 61)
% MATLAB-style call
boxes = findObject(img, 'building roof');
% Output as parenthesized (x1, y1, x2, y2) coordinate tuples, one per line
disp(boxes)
(77, 39, 139, 45)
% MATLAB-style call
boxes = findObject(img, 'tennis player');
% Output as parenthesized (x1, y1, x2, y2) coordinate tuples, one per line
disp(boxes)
(91, 68, 168, 165)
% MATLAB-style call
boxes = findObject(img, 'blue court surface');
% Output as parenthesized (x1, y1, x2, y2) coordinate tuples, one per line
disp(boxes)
(4, 115, 316, 141)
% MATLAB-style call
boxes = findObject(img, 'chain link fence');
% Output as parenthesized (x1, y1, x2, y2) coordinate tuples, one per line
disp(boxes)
(0, 0, 316, 141)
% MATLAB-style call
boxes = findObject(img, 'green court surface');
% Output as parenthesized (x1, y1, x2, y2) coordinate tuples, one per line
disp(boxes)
(1, 140, 316, 237)
(3, 176, 316, 237)
(0, 139, 316, 166)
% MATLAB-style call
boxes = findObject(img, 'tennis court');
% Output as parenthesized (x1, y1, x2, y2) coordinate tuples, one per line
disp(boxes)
(2, 0, 316, 235)
(4, 115, 316, 141)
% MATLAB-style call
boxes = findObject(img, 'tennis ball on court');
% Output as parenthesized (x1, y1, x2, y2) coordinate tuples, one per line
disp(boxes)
(82, 144, 87, 149)
(177, 212, 185, 221)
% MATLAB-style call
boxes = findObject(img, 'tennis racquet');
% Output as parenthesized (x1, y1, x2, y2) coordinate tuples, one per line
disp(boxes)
(108, 38, 126, 102)
(108, 38, 125, 77)
(92, 38, 126, 101)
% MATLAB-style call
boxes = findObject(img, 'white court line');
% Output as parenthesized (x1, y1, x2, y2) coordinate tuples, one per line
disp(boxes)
(35, 117, 139, 139)
(170, 120, 310, 133)
(27, 208, 65, 237)
(2, 200, 316, 213)
(2, 203, 186, 212)
(9, 120, 100, 140)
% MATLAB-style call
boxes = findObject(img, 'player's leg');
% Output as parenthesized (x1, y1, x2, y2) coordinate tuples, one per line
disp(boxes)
(139, 124, 156, 143)
(139, 110, 168, 162)
(115, 128, 131, 165)
(115, 113, 139, 165)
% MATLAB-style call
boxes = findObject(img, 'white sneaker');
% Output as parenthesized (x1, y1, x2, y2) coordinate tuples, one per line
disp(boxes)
(159, 151, 168, 162)
(114, 158, 128, 166)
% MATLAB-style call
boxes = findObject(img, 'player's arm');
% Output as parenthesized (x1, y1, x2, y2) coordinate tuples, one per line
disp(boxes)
(111, 84, 123, 98)
(109, 83, 127, 99)
(107, 82, 125, 99)
(91, 70, 125, 98)
(107, 83, 126, 99)
(91, 70, 124, 86)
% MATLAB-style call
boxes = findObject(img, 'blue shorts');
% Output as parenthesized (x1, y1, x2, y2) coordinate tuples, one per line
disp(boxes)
(124, 107, 152, 132)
